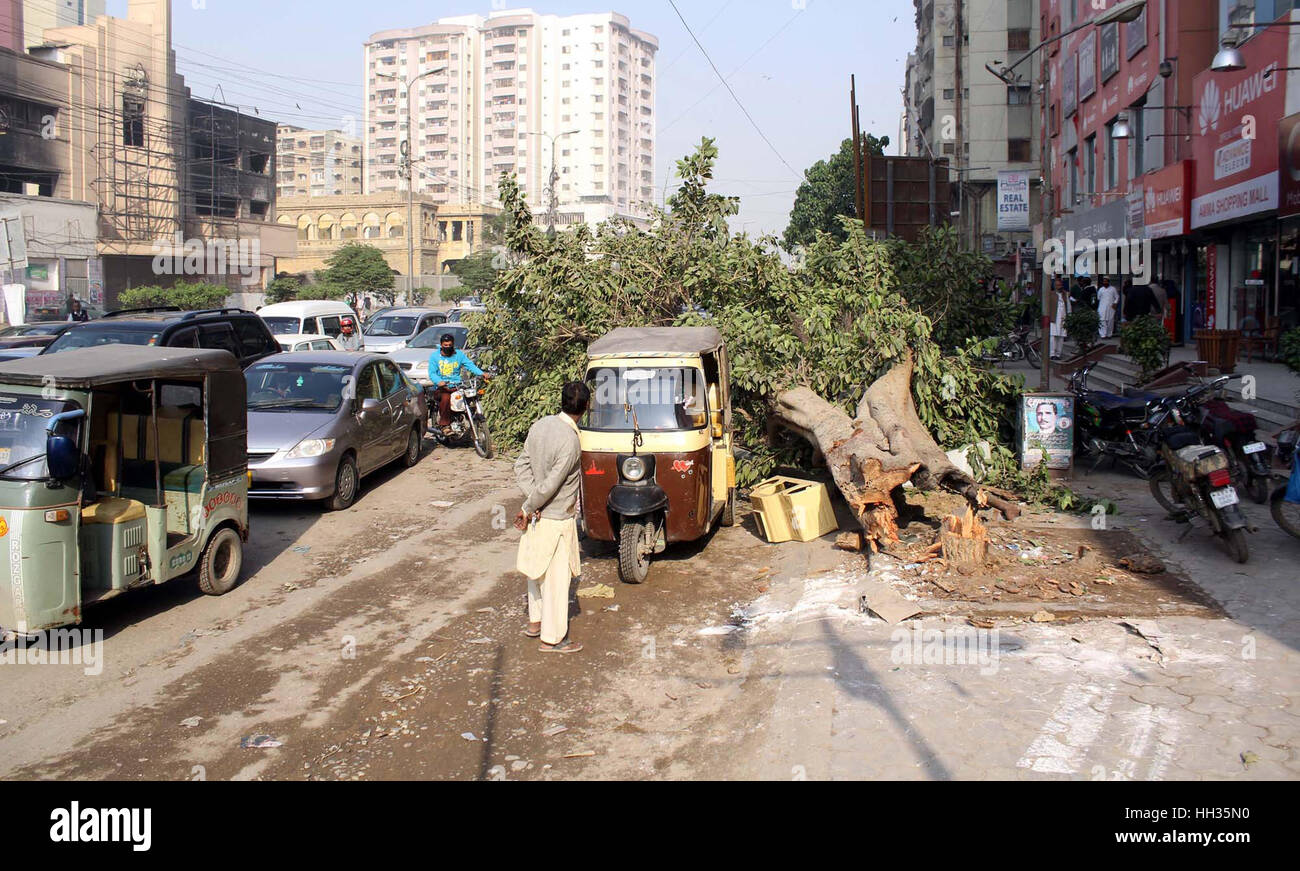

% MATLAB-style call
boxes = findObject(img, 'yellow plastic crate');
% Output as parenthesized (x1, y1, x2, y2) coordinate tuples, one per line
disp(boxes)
(749, 476, 838, 543)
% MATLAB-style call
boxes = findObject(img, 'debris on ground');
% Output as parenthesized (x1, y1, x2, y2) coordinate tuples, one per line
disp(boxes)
(856, 578, 922, 625)
(577, 584, 616, 599)
(241, 735, 283, 749)
(1120, 619, 1171, 666)
(179, 717, 202, 729)
(1031, 610, 1057, 623)
(1119, 554, 1166, 575)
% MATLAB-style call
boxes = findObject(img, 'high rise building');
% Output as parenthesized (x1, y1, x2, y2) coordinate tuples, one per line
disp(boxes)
(277, 125, 364, 199)
(905, 0, 1040, 265)
(22, 0, 105, 49)
(363, 8, 657, 228)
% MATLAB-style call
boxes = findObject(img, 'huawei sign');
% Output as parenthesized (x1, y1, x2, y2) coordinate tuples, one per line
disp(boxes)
(1199, 79, 1221, 135)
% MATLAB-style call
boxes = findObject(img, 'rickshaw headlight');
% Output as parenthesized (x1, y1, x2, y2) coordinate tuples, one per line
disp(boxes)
(621, 456, 647, 482)
(286, 438, 336, 459)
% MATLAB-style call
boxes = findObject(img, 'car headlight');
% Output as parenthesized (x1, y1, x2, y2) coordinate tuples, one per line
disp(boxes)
(622, 456, 647, 482)
(286, 438, 336, 459)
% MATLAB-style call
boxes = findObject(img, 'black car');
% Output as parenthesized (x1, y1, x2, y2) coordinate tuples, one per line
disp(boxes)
(41, 307, 280, 368)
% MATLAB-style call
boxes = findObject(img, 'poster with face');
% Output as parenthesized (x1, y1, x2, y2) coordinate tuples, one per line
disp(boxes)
(1021, 394, 1075, 471)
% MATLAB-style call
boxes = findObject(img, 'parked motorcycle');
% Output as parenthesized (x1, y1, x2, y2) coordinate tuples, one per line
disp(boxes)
(1192, 389, 1273, 504)
(1275, 422, 1300, 468)
(1270, 452, 1300, 541)
(1070, 363, 1164, 478)
(427, 375, 495, 458)
(981, 325, 1041, 368)
(1147, 394, 1251, 563)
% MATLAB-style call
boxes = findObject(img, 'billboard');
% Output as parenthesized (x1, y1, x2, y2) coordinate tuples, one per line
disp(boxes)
(997, 170, 1032, 231)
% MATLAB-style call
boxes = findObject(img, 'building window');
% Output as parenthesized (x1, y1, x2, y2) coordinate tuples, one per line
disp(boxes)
(1007, 85, 1031, 105)
(1129, 105, 1145, 179)
(1008, 29, 1031, 52)
(1105, 119, 1119, 189)
(1084, 134, 1096, 194)
(943, 88, 955, 100)
(122, 95, 145, 147)
(943, 35, 955, 47)
(1008, 138, 1031, 162)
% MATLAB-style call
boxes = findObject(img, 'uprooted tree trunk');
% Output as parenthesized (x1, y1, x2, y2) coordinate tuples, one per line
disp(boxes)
(772, 350, 1020, 548)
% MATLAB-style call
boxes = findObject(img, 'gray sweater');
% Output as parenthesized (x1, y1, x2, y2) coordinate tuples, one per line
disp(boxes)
(515, 413, 582, 519)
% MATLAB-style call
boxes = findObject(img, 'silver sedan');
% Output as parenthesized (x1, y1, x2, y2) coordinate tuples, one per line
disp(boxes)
(245, 352, 428, 510)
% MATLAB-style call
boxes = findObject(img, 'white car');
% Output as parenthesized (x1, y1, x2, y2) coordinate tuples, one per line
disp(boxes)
(361, 307, 448, 354)
(258, 300, 364, 351)
(277, 334, 345, 353)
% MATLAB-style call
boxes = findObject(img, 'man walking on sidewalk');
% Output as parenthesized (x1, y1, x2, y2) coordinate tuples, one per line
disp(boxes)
(514, 381, 591, 654)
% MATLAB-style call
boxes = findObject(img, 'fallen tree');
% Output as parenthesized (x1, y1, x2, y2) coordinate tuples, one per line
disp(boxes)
(773, 350, 1020, 548)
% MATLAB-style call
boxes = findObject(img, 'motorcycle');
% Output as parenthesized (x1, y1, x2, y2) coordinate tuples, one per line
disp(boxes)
(981, 325, 1042, 368)
(427, 375, 495, 459)
(1270, 452, 1300, 541)
(1192, 387, 1273, 504)
(1069, 363, 1164, 478)
(1146, 394, 1251, 564)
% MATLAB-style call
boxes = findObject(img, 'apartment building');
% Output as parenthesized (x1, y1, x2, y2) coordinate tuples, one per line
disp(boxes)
(277, 125, 363, 199)
(363, 8, 657, 228)
(905, 0, 1042, 266)
(20, 0, 104, 49)
(2, 1, 22, 53)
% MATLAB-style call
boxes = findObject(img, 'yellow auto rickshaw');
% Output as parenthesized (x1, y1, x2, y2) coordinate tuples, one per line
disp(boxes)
(579, 327, 737, 583)
(0, 346, 249, 635)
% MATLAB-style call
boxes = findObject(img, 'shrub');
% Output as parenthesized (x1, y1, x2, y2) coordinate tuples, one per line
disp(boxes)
(1120, 314, 1172, 382)
(1064, 307, 1100, 355)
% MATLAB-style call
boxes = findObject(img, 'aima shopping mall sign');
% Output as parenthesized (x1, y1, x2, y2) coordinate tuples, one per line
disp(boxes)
(1190, 26, 1287, 229)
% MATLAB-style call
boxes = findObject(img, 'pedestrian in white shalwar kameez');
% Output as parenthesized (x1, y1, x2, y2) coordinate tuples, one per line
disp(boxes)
(1096, 277, 1119, 339)
(1050, 278, 1071, 359)
(514, 382, 591, 654)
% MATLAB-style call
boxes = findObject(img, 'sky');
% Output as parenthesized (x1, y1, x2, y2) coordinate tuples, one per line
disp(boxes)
(106, 0, 916, 237)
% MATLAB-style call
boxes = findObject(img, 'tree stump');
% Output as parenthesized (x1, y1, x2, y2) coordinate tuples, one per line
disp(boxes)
(940, 508, 988, 572)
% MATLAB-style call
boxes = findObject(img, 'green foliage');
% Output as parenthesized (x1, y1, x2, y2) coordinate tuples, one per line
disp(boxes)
(1120, 314, 1171, 382)
(969, 443, 1093, 512)
(1280, 327, 1300, 373)
(319, 243, 396, 306)
(449, 249, 502, 295)
(295, 281, 348, 302)
(265, 276, 301, 305)
(472, 138, 1021, 488)
(782, 133, 889, 253)
(117, 282, 230, 312)
(1064, 306, 1101, 355)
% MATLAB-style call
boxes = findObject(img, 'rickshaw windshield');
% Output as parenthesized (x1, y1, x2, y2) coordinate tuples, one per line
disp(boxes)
(0, 395, 82, 481)
(584, 367, 708, 432)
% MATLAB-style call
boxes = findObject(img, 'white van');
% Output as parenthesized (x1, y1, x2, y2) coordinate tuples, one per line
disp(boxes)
(258, 300, 363, 351)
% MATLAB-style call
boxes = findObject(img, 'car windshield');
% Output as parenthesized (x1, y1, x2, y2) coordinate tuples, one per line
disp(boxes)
(0, 395, 82, 481)
(584, 367, 708, 432)
(410, 327, 469, 350)
(44, 327, 159, 354)
(364, 316, 419, 337)
(2, 323, 61, 337)
(263, 317, 303, 336)
(246, 362, 350, 411)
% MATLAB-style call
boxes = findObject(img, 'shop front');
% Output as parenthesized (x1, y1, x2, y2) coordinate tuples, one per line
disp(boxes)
(1276, 111, 1300, 331)
(1188, 25, 1287, 334)
(1142, 160, 1193, 342)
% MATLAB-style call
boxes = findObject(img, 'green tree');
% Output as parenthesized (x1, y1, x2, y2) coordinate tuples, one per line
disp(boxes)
(319, 243, 396, 306)
(472, 138, 1018, 485)
(448, 250, 503, 295)
(117, 281, 231, 311)
(265, 276, 301, 304)
(782, 133, 889, 253)
(295, 280, 348, 302)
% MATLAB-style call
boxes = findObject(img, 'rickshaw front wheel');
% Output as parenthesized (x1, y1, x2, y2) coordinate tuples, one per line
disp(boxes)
(618, 519, 654, 585)
(722, 487, 738, 527)
(198, 528, 244, 596)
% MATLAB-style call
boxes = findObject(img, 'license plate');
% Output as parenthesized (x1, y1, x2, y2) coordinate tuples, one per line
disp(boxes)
(1211, 487, 1240, 509)
(1243, 442, 1267, 455)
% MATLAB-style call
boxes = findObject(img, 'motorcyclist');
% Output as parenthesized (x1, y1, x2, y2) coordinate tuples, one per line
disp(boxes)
(430, 333, 487, 436)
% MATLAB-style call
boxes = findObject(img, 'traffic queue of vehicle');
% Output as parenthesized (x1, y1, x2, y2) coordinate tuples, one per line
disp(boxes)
(0, 299, 495, 635)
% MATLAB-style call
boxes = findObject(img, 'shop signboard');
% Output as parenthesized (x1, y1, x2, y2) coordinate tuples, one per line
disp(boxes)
(1190, 27, 1287, 229)
(1143, 161, 1193, 238)
(997, 170, 1032, 231)
(1279, 112, 1300, 218)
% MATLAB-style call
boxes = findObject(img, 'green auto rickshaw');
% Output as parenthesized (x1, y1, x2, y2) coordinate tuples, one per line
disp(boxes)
(0, 346, 249, 635)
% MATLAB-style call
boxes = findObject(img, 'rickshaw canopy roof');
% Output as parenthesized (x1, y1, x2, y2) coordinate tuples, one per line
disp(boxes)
(0, 346, 244, 390)
(588, 327, 724, 358)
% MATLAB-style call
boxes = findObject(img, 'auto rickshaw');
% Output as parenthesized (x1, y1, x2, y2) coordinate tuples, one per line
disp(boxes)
(580, 327, 737, 583)
(0, 346, 249, 635)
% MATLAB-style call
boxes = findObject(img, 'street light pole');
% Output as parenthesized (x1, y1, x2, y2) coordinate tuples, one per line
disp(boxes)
(527, 129, 580, 234)
(379, 67, 446, 300)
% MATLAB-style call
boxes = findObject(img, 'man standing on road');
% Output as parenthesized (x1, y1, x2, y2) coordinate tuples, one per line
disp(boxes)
(514, 381, 590, 655)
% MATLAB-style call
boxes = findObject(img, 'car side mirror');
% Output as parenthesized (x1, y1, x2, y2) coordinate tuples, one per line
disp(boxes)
(358, 397, 382, 416)
(46, 434, 79, 481)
